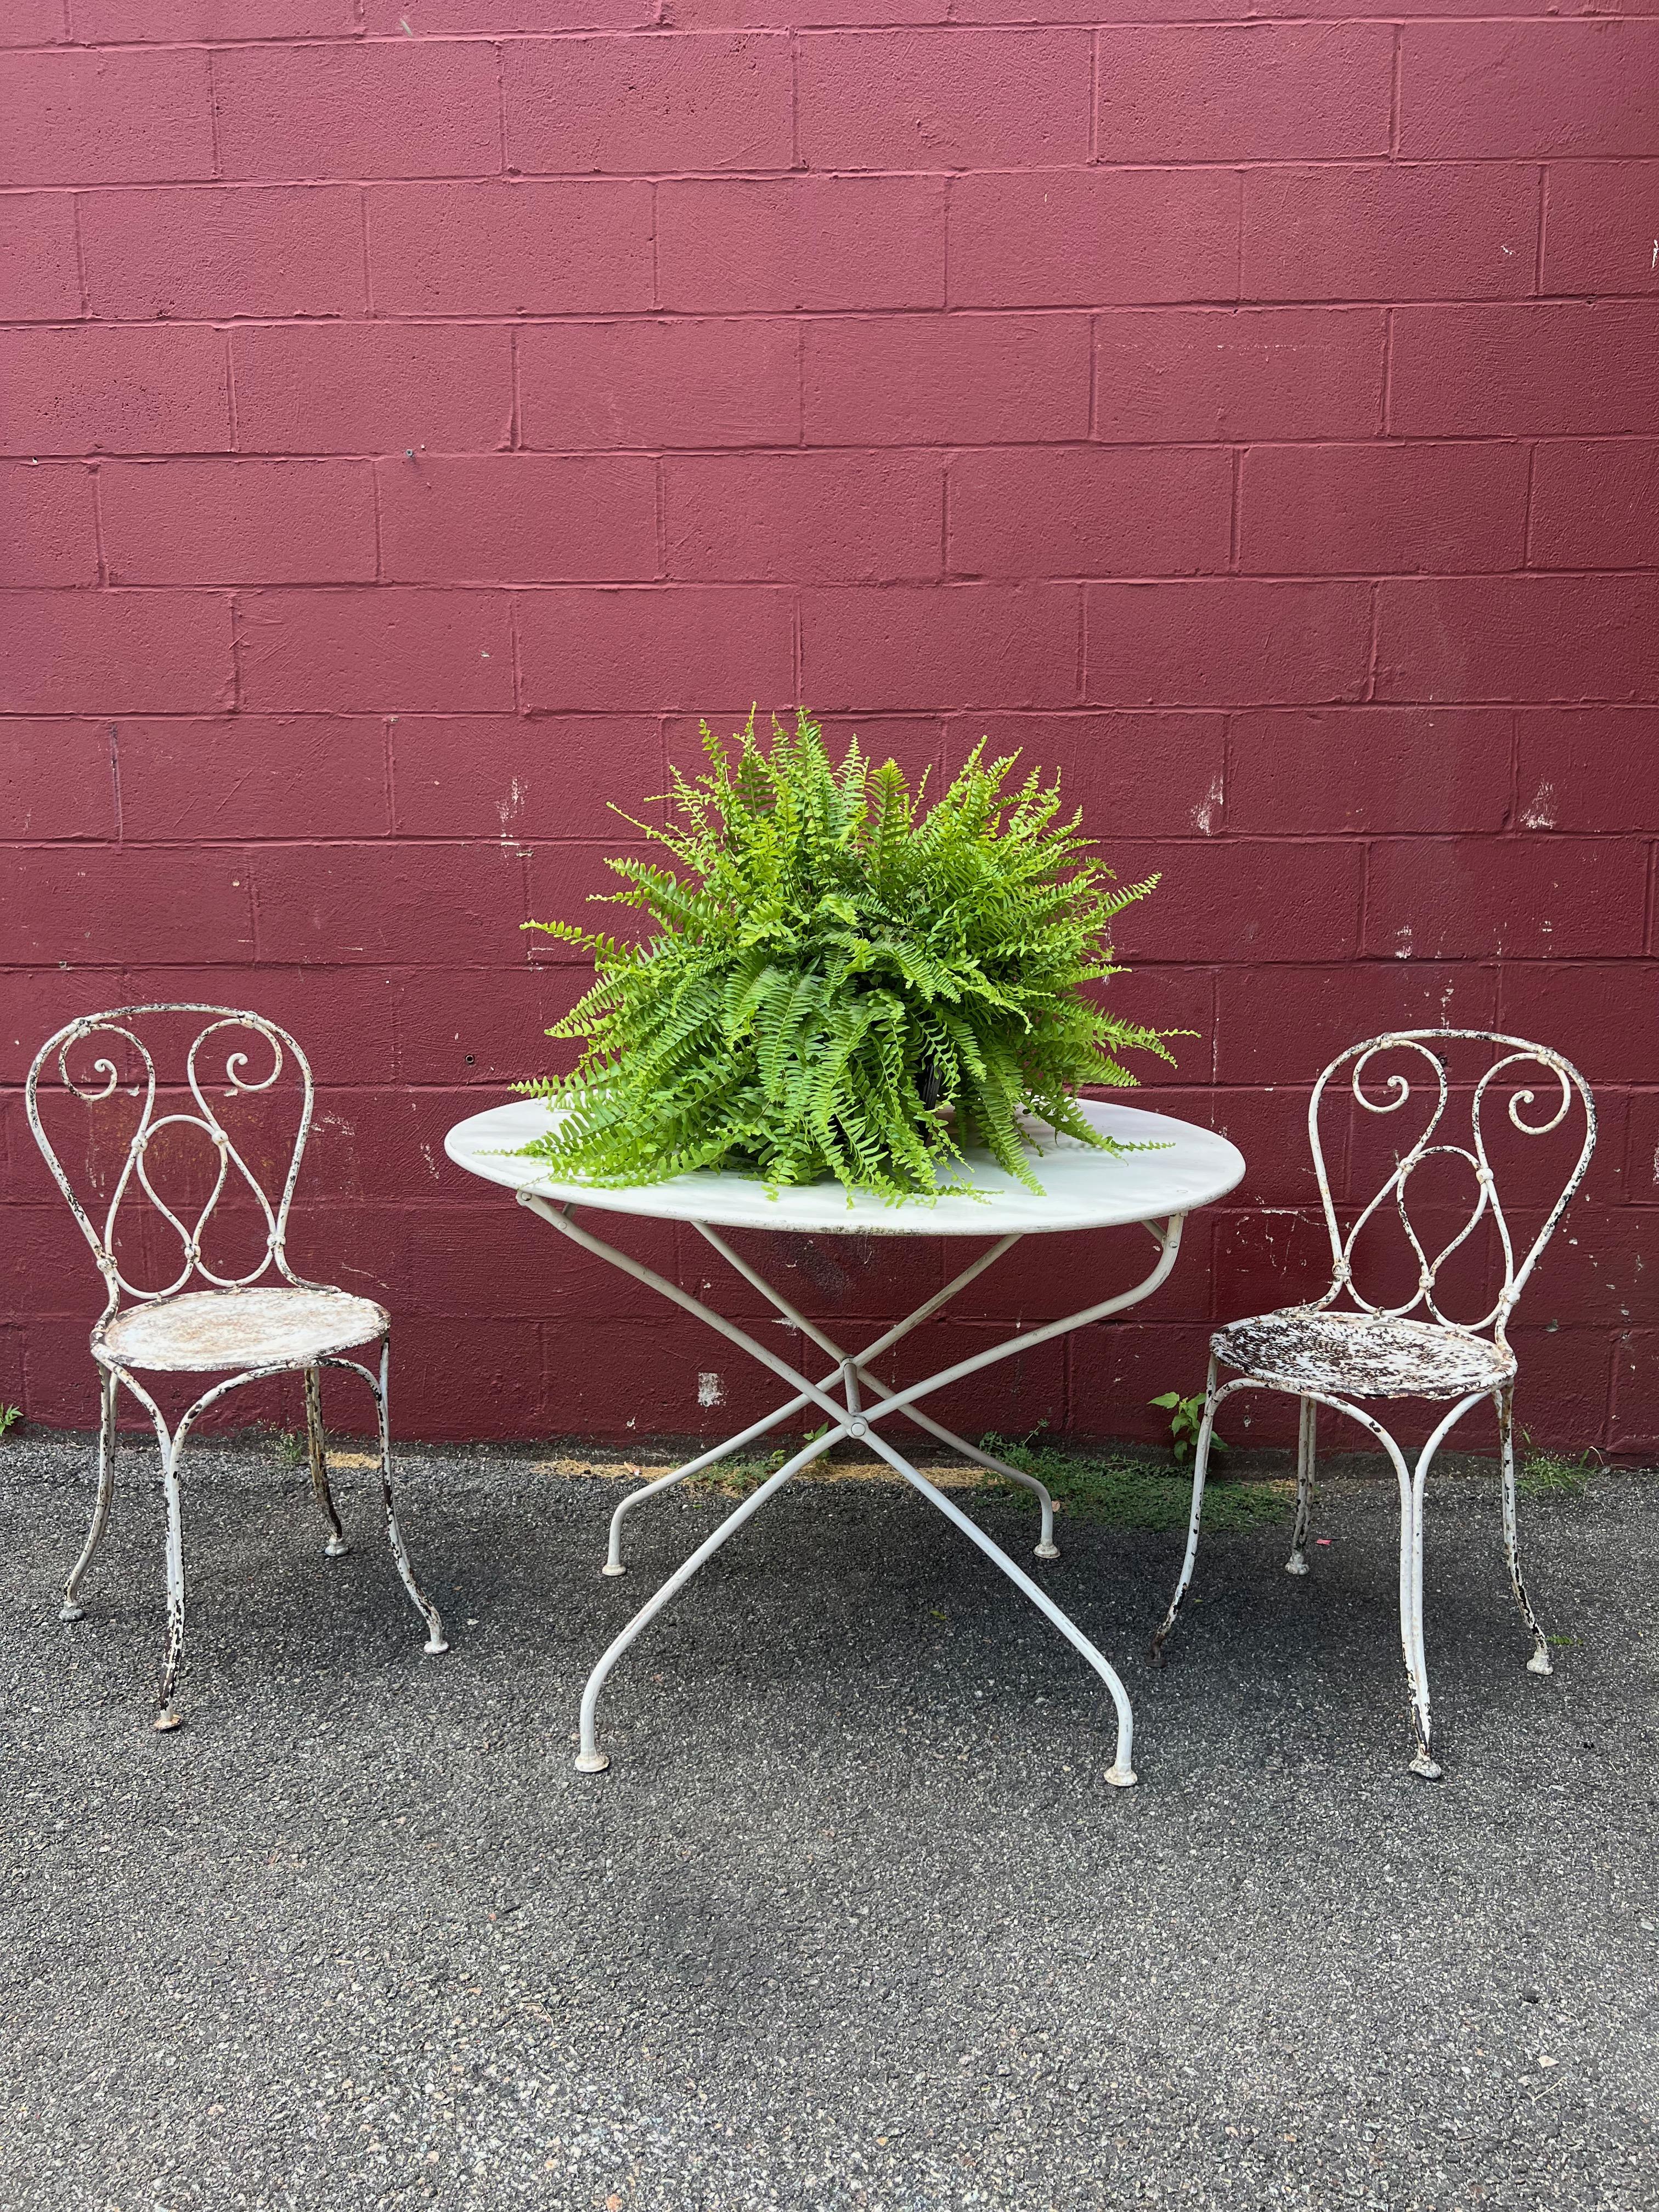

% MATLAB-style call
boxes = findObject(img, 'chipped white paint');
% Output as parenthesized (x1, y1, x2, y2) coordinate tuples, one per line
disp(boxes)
(1395, 924, 1412, 961)
(27, 1005, 449, 1726)
(1192, 772, 1223, 835)
(1217, 1307, 1511, 1400)
(1152, 1030, 1595, 1783)
(102, 1285, 386, 1373)
(696, 1370, 726, 1408)
(1521, 782, 1558, 829)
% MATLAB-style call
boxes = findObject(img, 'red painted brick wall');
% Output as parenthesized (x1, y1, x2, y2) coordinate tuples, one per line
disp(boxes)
(3, 4, 1656, 1454)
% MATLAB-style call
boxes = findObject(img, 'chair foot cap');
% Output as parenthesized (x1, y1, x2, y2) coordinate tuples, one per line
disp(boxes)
(1408, 1751, 1443, 1781)
(154, 1708, 182, 1734)
(1285, 1554, 1311, 1577)
(1527, 1649, 1553, 1676)
(1104, 1765, 1139, 1790)
(1034, 1542, 1060, 1561)
(324, 1539, 351, 1559)
(424, 1636, 449, 1656)
(574, 1750, 611, 1775)
(601, 1562, 627, 1578)
(59, 1601, 85, 1622)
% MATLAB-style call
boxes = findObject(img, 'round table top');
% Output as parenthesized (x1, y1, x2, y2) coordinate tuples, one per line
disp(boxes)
(444, 1098, 1245, 1239)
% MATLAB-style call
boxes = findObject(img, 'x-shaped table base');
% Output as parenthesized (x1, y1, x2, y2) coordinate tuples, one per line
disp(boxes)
(519, 1189, 1185, 1792)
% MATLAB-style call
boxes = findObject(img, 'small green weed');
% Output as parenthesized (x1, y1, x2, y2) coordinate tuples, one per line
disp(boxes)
(1518, 1440, 1598, 1503)
(1149, 1389, 1228, 1465)
(685, 1451, 785, 1503)
(685, 1422, 839, 1502)
(270, 1427, 309, 1468)
(0, 1406, 20, 1441)
(981, 1434, 1289, 1535)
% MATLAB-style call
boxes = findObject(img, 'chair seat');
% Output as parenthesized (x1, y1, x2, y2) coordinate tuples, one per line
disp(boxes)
(1214, 1307, 1516, 1402)
(97, 1286, 388, 1374)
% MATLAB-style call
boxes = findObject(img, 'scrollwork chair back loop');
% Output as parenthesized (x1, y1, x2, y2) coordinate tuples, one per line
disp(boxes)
(25, 1004, 319, 1319)
(1306, 1029, 1595, 1348)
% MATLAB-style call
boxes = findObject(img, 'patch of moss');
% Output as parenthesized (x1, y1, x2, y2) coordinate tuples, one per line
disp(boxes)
(674, 1432, 1294, 1531)
(981, 1435, 1292, 1534)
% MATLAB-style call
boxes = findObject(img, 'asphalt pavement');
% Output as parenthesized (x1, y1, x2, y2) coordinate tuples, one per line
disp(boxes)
(3, 1430, 1656, 2211)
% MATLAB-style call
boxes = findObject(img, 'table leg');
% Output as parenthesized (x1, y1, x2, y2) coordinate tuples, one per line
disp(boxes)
(858, 1426, 1137, 1787)
(519, 1192, 1182, 1785)
(601, 1229, 1025, 1576)
(601, 1395, 812, 1575)
(575, 1426, 846, 1772)
(691, 1224, 1061, 1559)
(872, 1405, 1058, 1556)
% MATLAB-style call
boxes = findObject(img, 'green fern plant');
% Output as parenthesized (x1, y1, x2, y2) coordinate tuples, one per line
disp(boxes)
(516, 709, 1177, 1200)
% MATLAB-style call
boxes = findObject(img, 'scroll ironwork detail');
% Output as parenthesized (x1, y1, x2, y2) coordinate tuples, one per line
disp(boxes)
(25, 1003, 325, 1323)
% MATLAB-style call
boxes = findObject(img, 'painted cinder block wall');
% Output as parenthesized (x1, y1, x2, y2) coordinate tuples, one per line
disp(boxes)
(2, 2, 1657, 1453)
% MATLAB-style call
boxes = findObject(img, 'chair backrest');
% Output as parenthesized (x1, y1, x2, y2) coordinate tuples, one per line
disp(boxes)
(1307, 1030, 1595, 1348)
(26, 1005, 318, 1321)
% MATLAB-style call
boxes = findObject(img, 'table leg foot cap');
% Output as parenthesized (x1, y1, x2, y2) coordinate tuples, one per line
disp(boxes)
(154, 1708, 182, 1734)
(1104, 1764, 1138, 1790)
(1408, 1751, 1443, 1781)
(601, 1562, 627, 1578)
(1034, 1543, 1060, 1561)
(59, 1601, 85, 1622)
(1527, 1649, 1553, 1675)
(324, 1539, 351, 1559)
(1284, 1553, 1310, 1577)
(574, 1750, 611, 1775)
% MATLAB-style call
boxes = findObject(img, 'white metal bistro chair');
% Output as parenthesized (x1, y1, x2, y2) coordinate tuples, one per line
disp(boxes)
(1149, 1030, 1595, 1780)
(26, 1005, 448, 1730)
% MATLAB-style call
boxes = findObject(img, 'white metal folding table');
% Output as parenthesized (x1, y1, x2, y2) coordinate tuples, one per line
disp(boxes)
(445, 1098, 1244, 1790)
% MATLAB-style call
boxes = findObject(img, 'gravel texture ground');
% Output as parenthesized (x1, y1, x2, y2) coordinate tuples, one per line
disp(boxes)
(2, 1429, 1656, 2212)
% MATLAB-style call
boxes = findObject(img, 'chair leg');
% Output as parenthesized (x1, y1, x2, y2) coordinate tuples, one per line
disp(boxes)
(1395, 1423, 1444, 1782)
(1496, 1384, 1552, 1676)
(1285, 1393, 1316, 1576)
(303, 1366, 351, 1558)
(155, 1429, 187, 1733)
(370, 1344, 448, 1656)
(61, 1365, 118, 1622)
(1149, 1355, 1221, 1664)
